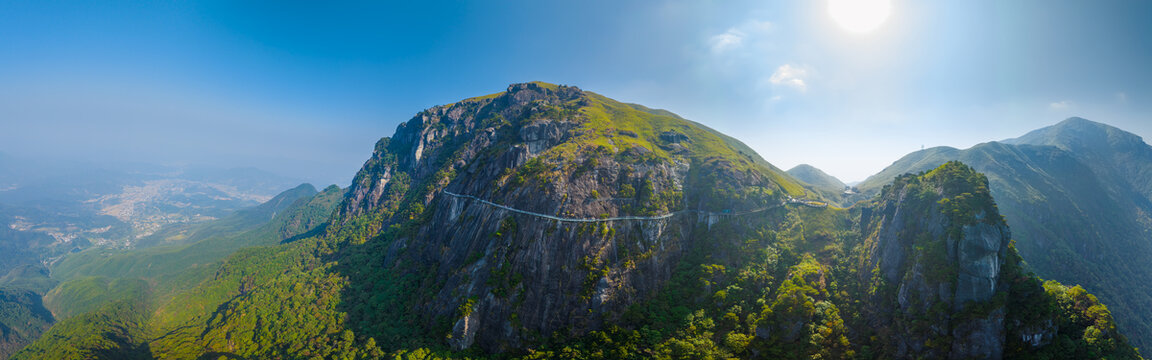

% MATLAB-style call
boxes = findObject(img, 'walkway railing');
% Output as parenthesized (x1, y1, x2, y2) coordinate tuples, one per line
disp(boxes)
(441, 190, 794, 223)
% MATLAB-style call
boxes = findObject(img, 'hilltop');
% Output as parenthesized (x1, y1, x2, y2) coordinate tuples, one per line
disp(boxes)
(787, 164, 848, 192)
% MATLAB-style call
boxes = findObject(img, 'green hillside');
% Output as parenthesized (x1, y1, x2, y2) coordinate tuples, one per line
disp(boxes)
(7, 184, 342, 360)
(1005, 117, 1152, 199)
(129, 183, 322, 249)
(10, 86, 1140, 359)
(50, 184, 335, 284)
(786, 164, 851, 204)
(0, 289, 52, 359)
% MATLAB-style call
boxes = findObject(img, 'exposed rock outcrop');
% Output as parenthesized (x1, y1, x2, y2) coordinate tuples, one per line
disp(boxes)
(334, 82, 791, 352)
(324, 86, 1141, 358)
(863, 162, 1011, 359)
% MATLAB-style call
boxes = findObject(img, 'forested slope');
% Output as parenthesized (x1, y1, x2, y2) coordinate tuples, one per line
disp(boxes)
(12, 86, 1141, 359)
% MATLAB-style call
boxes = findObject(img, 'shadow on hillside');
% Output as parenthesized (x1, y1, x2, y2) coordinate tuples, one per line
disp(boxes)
(197, 352, 247, 360)
(91, 337, 151, 360)
(279, 224, 326, 244)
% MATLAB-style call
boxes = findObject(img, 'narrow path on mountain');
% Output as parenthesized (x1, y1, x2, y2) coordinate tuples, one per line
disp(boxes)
(442, 190, 799, 223)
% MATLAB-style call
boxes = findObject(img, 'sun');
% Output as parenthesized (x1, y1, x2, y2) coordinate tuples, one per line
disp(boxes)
(827, 0, 892, 33)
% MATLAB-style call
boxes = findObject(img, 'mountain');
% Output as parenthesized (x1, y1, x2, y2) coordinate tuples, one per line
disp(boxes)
(10, 85, 1140, 359)
(179, 166, 309, 199)
(787, 164, 848, 192)
(0, 184, 340, 360)
(854, 161, 1137, 359)
(1004, 117, 1152, 199)
(327, 82, 808, 352)
(856, 117, 1152, 350)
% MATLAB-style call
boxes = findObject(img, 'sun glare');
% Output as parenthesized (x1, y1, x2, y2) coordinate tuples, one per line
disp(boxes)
(827, 0, 892, 34)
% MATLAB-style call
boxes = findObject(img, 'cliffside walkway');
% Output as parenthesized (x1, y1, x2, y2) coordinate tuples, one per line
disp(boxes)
(442, 190, 791, 223)
(787, 198, 829, 208)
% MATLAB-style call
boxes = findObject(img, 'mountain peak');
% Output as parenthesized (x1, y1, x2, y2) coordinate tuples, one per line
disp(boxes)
(1050, 117, 1130, 137)
(1005, 117, 1145, 151)
(345, 82, 807, 222)
(1058, 116, 1095, 125)
(787, 163, 819, 172)
(330, 83, 819, 351)
(506, 81, 575, 93)
(786, 164, 847, 191)
(246, 183, 319, 219)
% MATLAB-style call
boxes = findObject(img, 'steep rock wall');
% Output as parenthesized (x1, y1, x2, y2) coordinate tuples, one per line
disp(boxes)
(862, 163, 1011, 359)
(333, 83, 787, 352)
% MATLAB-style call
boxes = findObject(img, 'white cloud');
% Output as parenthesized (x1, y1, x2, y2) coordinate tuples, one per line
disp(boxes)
(1116, 92, 1128, 103)
(1049, 101, 1072, 110)
(707, 20, 772, 54)
(709, 29, 746, 54)
(769, 64, 811, 92)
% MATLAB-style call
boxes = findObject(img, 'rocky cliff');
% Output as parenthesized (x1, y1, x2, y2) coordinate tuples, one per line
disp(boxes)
(331, 82, 803, 351)
(860, 162, 1011, 359)
(319, 84, 1138, 358)
(854, 118, 1152, 350)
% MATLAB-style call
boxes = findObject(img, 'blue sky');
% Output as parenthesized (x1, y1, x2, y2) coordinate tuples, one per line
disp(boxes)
(2, 0, 1150, 186)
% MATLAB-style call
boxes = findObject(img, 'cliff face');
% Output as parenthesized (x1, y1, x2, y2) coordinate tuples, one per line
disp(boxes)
(333, 82, 797, 351)
(861, 162, 1012, 359)
(851, 161, 1140, 359)
(325, 84, 1139, 357)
